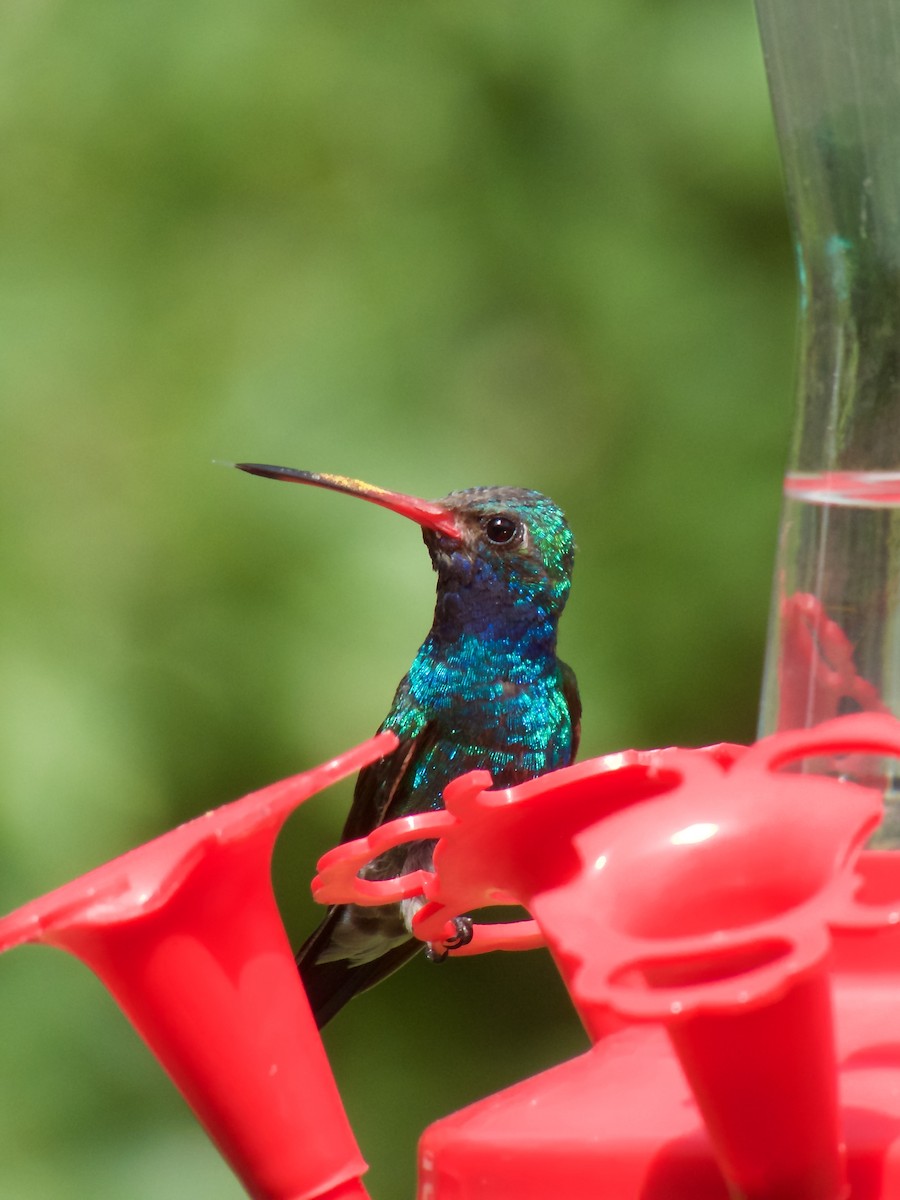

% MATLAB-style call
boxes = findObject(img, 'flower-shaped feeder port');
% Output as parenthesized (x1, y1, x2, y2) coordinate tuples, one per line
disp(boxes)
(314, 712, 900, 1200)
(0, 730, 400, 1200)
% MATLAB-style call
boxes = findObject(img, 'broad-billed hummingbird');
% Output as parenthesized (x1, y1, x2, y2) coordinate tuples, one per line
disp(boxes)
(236, 463, 580, 1027)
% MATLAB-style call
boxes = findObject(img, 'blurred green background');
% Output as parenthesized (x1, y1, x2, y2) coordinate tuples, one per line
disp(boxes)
(0, 1, 794, 1196)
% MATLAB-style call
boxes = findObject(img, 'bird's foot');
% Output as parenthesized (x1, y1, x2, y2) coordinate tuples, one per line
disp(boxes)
(445, 915, 474, 949)
(426, 916, 473, 962)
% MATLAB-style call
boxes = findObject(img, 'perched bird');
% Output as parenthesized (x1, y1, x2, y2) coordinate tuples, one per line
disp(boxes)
(236, 463, 580, 1027)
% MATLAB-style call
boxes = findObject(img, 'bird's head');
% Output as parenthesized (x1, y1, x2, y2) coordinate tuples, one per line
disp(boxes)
(234, 464, 574, 619)
(427, 486, 574, 617)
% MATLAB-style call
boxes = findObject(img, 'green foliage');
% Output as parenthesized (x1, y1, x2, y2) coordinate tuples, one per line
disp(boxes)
(0, 1, 793, 1196)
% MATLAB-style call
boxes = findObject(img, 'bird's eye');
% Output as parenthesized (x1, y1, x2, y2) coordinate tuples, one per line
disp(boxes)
(483, 515, 520, 545)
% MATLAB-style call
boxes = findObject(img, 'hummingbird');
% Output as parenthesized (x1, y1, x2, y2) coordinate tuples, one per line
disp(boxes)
(236, 463, 580, 1027)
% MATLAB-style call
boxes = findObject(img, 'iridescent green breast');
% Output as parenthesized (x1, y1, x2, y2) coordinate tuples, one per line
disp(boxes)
(381, 637, 576, 815)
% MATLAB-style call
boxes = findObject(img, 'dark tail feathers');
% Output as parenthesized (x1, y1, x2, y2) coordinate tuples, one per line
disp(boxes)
(296, 908, 422, 1029)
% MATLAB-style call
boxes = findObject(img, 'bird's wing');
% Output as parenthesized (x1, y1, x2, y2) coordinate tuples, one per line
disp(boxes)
(560, 658, 581, 760)
(340, 691, 439, 841)
(299, 705, 442, 1029)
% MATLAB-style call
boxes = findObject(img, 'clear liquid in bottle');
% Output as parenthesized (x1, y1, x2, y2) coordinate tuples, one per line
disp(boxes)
(759, 471, 900, 844)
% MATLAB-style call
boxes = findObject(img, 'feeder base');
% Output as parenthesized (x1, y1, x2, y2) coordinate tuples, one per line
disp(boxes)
(418, 857, 900, 1200)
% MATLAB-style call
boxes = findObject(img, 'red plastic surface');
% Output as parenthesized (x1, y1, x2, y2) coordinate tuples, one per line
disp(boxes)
(0, 732, 398, 1200)
(314, 713, 900, 1200)
(418, 908, 900, 1200)
(4, 714, 900, 1199)
(776, 592, 890, 731)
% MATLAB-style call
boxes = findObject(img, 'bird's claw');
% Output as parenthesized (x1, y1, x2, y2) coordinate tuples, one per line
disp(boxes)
(445, 915, 474, 949)
(426, 916, 473, 962)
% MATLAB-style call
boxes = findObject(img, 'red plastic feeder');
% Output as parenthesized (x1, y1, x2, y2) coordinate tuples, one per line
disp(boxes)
(0, 732, 398, 1200)
(315, 712, 900, 1200)
(3, 715, 900, 1198)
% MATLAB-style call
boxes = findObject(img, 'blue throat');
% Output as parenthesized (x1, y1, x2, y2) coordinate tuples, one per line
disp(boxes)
(429, 551, 563, 651)
(423, 560, 561, 691)
(431, 591, 558, 662)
